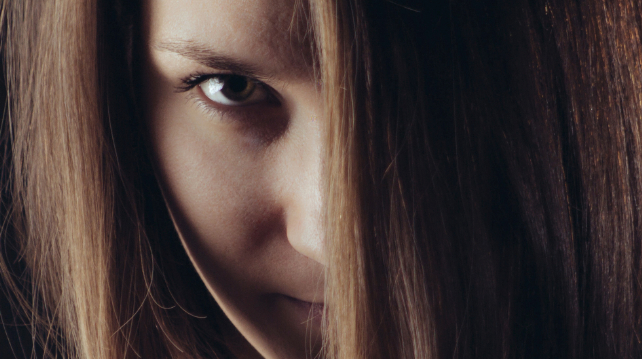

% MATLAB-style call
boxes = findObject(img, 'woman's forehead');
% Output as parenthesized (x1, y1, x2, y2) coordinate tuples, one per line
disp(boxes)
(142, 0, 314, 81)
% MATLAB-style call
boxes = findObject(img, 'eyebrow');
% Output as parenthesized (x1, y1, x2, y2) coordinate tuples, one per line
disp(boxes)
(153, 39, 266, 80)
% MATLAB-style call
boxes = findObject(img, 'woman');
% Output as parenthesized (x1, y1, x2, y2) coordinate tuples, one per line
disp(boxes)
(2, 0, 642, 358)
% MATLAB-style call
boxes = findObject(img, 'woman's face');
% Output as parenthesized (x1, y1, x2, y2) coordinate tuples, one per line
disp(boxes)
(142, 0, 325, 358)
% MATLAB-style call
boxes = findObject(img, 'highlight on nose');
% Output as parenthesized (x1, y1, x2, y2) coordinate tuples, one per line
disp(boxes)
(285, 188, 326, 266)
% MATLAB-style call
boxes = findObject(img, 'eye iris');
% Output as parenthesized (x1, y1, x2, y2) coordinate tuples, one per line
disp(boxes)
(223, 75, 256, 101)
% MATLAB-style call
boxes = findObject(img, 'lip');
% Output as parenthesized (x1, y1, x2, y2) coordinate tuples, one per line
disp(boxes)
(282, 295, 324, 323)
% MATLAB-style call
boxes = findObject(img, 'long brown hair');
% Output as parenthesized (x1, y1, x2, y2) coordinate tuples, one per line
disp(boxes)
(1, 0, 234, 357)
(320, 0, 642, 358)
(2, 0, 642, 358)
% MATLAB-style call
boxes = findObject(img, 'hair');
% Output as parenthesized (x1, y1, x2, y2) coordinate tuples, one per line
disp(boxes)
(321, 0, 642, 358)
(1, 0, 234, 357)
(2, 0, 642, 358)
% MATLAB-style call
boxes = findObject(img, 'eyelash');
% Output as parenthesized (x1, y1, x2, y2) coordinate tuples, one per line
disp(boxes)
(177, 72, 274, 97)
(176, 72, 220, 93)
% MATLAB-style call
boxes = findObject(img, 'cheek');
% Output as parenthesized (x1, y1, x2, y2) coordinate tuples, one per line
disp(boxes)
(146, 98, 284, 288)
(154, 128, 256, 242)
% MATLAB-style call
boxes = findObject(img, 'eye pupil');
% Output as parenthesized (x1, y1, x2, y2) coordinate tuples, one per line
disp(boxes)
(227, 76, 249, 93)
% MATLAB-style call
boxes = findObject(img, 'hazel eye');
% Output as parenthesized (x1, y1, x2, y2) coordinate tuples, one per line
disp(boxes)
(199, 75, 269, 106)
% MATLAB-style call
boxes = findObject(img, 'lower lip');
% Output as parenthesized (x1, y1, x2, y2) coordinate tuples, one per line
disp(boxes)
(283, 295, 324, 322)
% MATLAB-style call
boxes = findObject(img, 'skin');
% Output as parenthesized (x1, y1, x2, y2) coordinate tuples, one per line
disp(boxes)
(141, 0, 325, 358)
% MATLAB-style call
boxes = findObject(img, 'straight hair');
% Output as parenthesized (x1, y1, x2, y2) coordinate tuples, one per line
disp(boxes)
(2, 0, 642, 358)
(320, 0, 642, 358)
(2, 0, 234, 357)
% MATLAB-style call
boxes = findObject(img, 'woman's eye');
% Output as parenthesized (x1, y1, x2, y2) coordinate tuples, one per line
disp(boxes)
(199, 75, 270, 106)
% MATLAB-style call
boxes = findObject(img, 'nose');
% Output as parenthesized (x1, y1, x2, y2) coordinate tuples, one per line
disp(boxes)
(280, 111, 326, 267)
(284, 166, 326, 266)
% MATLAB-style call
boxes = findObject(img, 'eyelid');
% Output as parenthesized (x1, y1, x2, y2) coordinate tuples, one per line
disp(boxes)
(176, 72, 274, 93)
